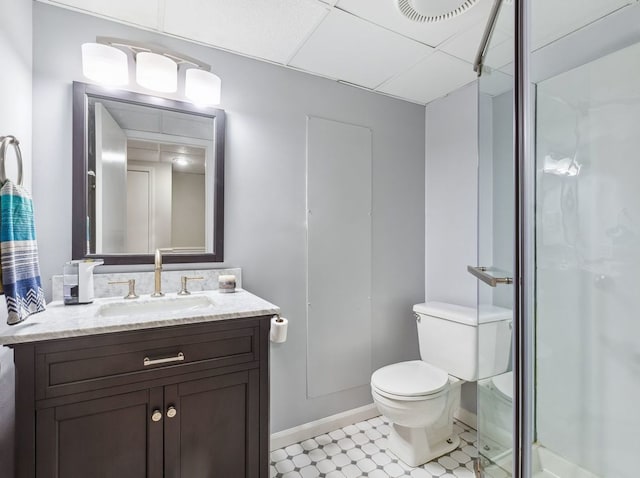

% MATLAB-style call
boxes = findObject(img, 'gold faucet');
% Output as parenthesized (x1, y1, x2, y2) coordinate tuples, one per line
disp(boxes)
(151, 249, 165, 297)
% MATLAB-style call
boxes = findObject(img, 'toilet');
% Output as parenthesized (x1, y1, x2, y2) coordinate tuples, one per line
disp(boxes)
(371, 302, 512, 467)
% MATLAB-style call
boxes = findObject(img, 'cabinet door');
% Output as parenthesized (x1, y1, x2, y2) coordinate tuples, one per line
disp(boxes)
(164, 369, 260, 478)
(36, 388, 164, 478)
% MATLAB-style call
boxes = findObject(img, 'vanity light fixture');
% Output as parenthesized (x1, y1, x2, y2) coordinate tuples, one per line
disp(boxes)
(185, 68, 222, 106)
(81, 43, 129, 86)
(136, 52, 178, 93)
(81, 37, 222, 105)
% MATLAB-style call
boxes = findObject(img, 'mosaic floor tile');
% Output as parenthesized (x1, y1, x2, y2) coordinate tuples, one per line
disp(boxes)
(270, 416, 480, 477)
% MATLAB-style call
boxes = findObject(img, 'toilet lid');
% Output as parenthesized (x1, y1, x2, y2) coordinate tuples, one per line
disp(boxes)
(371, 361, 449, 397)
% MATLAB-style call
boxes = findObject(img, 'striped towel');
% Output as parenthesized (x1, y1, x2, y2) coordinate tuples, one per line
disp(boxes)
(0, 180, 46, 325)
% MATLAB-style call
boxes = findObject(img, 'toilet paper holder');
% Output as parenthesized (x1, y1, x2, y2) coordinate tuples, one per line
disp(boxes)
(270, 315, 288, 344)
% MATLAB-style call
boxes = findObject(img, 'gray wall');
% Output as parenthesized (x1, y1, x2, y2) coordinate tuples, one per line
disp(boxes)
(491, 91, 514, 309)
(32, 3, 425, 432)
(0, 0, 32, 472)
(425, 83, 478, 414)
(425, 83, 478, 308)
(478, 92, 494, 307)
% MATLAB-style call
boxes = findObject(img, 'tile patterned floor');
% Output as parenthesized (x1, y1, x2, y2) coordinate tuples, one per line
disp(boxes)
(270, 416, 479, 478)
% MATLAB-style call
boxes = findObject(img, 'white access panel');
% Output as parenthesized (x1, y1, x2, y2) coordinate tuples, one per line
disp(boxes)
(306, 116, 372, 398)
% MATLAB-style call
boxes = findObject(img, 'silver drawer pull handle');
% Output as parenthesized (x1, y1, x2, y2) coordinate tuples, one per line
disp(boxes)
(143, 352, 185, 366)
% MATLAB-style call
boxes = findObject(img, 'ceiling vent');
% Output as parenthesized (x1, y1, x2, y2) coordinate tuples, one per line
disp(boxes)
(397, 0, 479, 23)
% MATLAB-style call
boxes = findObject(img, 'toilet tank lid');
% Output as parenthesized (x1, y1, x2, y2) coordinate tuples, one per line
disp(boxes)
(413, 302, 512, 325)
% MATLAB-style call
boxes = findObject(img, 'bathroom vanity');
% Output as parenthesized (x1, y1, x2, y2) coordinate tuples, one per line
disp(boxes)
(0, 289, 279, 478)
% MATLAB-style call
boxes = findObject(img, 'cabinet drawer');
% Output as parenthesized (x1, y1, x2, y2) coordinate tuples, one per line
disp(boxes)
(36, 323, 259, 399)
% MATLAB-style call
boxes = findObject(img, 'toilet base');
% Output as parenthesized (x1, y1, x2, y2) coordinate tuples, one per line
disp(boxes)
(388, 423, 460, 467)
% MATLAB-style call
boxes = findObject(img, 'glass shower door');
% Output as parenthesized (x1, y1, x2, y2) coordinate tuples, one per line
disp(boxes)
(532, 15, 640, 478)
(473, 2, 640, 477)
(474, 1, 515, 476)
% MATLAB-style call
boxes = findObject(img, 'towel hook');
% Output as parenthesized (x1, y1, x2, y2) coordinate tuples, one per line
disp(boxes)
(0, 135, 24, 186)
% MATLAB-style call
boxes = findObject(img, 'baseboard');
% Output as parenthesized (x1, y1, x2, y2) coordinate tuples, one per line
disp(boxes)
(270, 404, 476, 451)
(454, 408, 477, 430)
(270, 403, 379, 451)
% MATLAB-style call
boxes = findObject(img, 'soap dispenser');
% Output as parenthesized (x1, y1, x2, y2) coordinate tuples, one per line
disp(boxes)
(63, 259, 104, 305)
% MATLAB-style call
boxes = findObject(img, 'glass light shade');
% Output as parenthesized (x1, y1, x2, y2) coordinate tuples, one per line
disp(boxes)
(185, 69, 222, 106)
(81, 43, 128, 86)
(136, 52, 178, 93)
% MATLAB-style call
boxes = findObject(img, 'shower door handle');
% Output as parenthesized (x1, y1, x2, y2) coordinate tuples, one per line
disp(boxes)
(467, 265, 513, 287)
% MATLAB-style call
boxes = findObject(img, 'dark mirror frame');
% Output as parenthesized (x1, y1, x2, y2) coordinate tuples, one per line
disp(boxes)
(72, 81, 225, 265)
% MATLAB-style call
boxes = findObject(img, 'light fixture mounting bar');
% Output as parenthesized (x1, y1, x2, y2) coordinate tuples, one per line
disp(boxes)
(96, 36, 212, 71)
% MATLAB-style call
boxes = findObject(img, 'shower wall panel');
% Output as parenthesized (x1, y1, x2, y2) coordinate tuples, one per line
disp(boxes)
(536, 41, 640, 478)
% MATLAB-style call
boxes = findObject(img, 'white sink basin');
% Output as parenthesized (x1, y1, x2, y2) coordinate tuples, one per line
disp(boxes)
(97, 295, 216, 318)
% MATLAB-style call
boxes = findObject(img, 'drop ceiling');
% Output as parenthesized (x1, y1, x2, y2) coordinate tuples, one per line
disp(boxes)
(128, 140, 206, 175)
(40, 0, 639, 105)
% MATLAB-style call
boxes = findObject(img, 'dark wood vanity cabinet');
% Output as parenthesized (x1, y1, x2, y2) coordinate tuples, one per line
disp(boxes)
(35, 388, 160, 478)
(12, 316, 271, 478)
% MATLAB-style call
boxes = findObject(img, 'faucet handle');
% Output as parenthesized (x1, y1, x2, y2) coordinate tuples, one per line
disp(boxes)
(178, 276, 204, 296)
(109, 279, 139, 300)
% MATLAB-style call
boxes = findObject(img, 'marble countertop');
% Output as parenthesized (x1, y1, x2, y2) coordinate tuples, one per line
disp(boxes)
(0, 289, 280, 345)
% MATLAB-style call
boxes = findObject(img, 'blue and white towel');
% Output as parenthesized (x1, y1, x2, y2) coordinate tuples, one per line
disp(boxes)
(0, 179, 46, 325)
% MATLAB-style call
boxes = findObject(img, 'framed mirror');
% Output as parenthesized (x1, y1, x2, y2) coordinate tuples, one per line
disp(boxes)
(72, 82, 225, 264)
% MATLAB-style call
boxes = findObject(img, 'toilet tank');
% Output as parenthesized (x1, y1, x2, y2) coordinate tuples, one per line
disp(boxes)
(414, 302, 512, 381)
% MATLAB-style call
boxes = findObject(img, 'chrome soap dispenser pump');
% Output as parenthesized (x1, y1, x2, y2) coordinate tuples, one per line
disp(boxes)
(63, 259, 104, 305)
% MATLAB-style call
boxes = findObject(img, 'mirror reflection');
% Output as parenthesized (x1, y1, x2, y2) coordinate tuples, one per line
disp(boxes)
(88, 98, 212, 254)
(73, 82, 225, 264)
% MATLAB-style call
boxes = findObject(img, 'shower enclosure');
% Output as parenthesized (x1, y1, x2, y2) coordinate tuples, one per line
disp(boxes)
(473, 1, 640, 477)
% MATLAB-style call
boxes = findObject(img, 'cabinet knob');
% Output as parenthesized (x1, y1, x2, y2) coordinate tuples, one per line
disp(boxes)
(167, 406, 177, 419)
(151, 410, 162, 422)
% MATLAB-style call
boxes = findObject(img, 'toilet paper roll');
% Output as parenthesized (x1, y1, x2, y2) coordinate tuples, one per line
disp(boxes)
(270, 316, 288, 343)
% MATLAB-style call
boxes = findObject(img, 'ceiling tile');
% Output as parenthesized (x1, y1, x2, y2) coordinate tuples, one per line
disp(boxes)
(336, 0, 495, 47)
(494, 0, 633, 75)
(479, 69, 513, 97)
(494, 1, 514, 37)
(484, 37, 514, 70)
(439, 21, 509, 64)
(289, 9, 432, 89)
(531, 0, 633, 50)
(48, 0, 160, 28)
(377, 51, 477, 104)
(163, 0, 329, 64)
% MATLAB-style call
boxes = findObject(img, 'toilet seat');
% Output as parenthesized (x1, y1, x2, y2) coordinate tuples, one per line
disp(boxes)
(371, 361, 449, 401)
